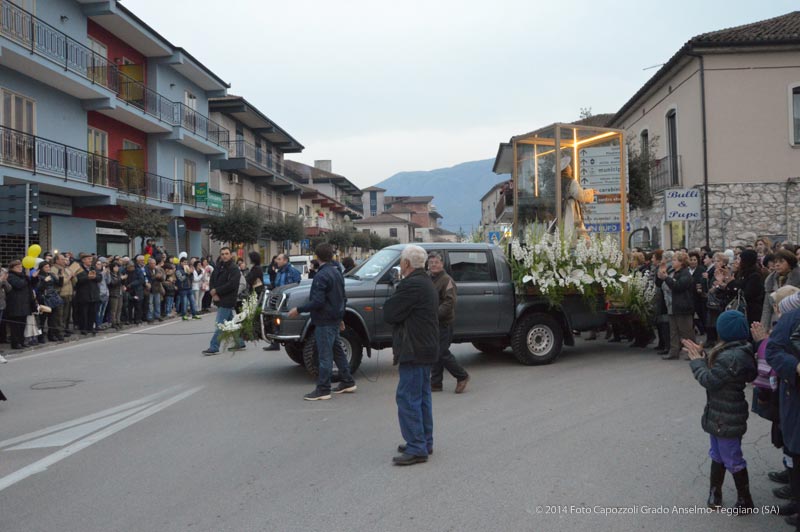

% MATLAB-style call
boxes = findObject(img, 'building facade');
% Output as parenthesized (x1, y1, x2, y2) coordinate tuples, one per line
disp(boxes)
(609, 12, 800, 249)
(0, 0, 231, 262)
(353, 213, 416, 244)
(478, 180, 511, 241)
(207, 95, 304, 259)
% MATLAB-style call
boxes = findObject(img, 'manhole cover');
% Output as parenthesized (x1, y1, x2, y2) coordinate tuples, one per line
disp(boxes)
(30, 379, 83, 390)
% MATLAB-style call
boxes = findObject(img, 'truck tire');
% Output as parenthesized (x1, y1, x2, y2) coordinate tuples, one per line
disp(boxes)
(511, 312, 563, 365)
(472, 341, 506, 354)
(284, 342, 304, 365)
(302, 326, 364, 378)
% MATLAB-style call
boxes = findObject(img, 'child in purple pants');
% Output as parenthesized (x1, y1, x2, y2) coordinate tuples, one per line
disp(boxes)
(683, 310, 758, 513)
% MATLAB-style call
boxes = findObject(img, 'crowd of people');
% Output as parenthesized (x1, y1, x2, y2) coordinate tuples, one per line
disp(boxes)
(617, 238, 800, 524)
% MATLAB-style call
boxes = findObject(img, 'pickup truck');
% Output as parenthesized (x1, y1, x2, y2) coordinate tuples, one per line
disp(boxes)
(262, 243, 607, 376)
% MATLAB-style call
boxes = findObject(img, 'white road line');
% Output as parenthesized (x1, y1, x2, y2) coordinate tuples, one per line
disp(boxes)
(0, 386, 203, 493)
(5, 319, 192, 362)
(0, 384, 184, 449)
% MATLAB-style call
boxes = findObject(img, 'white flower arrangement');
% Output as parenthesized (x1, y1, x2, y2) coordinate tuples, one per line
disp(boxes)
(217, 292, 261, 349)
(509, 223, 627, 306)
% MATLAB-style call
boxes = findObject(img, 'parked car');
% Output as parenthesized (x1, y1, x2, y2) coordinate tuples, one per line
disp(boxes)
(262, 243, 607, 376)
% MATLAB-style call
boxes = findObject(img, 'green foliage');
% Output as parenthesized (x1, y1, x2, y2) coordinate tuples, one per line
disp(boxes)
(352, 231, 370, 250)
(368, 232, 383, 251)
(627, 137, 659, 211)
(120, 200, 170, 244)
(263, 215, 304, 244)
(471, 227, 485, 243)
(326, 229, 353, 250)
(206, 206, 261, 245)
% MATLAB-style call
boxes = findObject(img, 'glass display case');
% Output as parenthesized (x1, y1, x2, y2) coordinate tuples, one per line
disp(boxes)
(507, 123, 627, 247)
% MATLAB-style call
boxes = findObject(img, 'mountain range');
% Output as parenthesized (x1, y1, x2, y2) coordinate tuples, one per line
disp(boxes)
(374, 159, 507, 233)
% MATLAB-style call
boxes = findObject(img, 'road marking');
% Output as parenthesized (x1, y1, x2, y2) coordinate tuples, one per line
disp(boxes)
(0, 386, 202, 492)
(0, 385, 184, 449)
(5, 320, 189, 362)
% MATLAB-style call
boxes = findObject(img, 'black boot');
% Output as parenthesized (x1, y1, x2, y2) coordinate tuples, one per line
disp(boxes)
(732, 468, 754, 515)
(707, 461, 725, 509)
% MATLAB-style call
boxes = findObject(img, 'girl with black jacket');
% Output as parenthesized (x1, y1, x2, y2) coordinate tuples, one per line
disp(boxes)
(725, 250, 765, 326)
(6, 261, 37, 349)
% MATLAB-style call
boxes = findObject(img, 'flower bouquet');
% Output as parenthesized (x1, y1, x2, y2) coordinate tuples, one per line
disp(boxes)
(216, 292, 261, 350)
(508, 222, 627, 307)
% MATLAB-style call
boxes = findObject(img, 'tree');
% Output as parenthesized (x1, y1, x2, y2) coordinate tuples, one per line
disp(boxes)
(206, 205, 261, 245)
(263, 215, 304, 247)
(352, 231, 370, 250)
(326, 228, 353, 251)
(627, 136, 659, 211)
(579, 107, 593, 119)
(368, 232, 383, 251)
(456, 226, 467, 242)
(120, 200, 170, 251)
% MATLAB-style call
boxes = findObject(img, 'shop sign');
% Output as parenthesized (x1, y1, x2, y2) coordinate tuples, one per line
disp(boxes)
(579, 146, 629, 233)
(195, 182, 208, 203)
(664, 188, 702, 221)
(39, 193, 73, 216)
(207, 190, 223, 210)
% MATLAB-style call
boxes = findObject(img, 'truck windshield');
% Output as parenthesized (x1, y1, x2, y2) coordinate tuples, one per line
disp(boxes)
(346, 248, 400, 280)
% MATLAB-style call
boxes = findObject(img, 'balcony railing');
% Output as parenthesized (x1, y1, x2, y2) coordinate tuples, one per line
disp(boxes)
(0, 0, 228, 146)
(225, 140, 285, 174)
(650, 155, 682, 194)
(0, 124, 225, 209)
(222, 197, 298, 221)
(494, 191, 513, 221)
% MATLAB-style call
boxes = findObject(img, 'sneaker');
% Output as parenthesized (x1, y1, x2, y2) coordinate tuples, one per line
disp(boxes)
(333, 382, 357, 394)
(774, 485, 793, 500)
(769, 469, 790, 484)
(0, 354, 7, 363)
(182, 316, 190, 321)
(202, 349, 220, 356)
(303, 389, 331, 401)
(229, 345, 246, 352)
(192, 315, 202, 320)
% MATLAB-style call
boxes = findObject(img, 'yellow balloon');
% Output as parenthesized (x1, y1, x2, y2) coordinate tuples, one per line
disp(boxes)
(27, 244, 42, 257)
(22, 256, 36, 269)
(172, 257, 179, 264)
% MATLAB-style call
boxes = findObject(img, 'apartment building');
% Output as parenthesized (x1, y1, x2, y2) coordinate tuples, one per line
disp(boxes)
(208, 94, 304, 258)
(0, 0, 230, 261)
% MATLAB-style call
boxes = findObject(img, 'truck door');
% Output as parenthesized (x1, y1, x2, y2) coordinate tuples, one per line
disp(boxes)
(447, 249, 501, 337)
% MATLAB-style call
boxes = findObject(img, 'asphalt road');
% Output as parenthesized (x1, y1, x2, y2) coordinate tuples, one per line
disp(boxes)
(0, 316, 791, 532)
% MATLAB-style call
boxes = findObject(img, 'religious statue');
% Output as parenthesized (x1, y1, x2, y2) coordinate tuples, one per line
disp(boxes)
(558, 155, 594, 237)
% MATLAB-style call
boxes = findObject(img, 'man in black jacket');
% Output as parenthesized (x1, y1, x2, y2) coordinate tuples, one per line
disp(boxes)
(203, 247, 245, 355)
(74, 252, 102, 335)
(288, 243, 355, 400)
(384, 245, 439, 465)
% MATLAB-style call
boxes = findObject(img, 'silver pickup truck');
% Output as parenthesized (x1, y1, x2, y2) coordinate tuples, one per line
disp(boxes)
(262, 243, 606, 376)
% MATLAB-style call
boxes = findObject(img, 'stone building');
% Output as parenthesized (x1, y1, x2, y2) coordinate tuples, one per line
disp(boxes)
(609, 12, 800, 249)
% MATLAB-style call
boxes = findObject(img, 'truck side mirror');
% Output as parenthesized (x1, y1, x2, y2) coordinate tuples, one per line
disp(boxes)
(390, 266, 401, 285)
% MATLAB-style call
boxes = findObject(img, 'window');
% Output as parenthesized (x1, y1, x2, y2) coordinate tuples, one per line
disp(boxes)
(448, 251, 492, 282)
(0, 88, 35, 168)
(793, 87, 800, 144)
(184, 91, 197, 110)
(87, 38, 108, 85)
(389, 228, 398, 238)
(183, 159, 197, 183)
(666, 110, 679, 185)
(640, 129, 649, 156)
(87, 127, 108, 185)
(122, 139, 141, 151)
(369, 190, 378, 216)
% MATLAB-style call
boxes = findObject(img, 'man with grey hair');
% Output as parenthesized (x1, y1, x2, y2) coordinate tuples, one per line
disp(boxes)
(384, 245, 440, 465)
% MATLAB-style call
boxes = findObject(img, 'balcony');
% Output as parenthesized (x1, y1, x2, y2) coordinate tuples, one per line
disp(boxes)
(222, 198, 298, 222)
(0, 124, 225, 210)
(651, 155, 682, 194)
(494, 190, 513, 223)
(0, 0, 228, 145)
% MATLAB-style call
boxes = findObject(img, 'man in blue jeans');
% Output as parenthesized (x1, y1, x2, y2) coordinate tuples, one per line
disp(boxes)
(202, 247, 245, 355)
(288, 243, 356, 400)
(383, 245, 440, 465)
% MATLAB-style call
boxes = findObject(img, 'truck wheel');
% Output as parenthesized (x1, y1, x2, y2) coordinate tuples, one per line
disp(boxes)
(472, 341, 506, 354)
(511, 313, 563, 365)
(284, 342, 304, 365)
(302, 326, 364, 378)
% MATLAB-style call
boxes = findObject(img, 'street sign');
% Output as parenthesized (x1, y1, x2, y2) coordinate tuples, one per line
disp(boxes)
(579, 146, 629, 234)
(487, 231, 502, 244)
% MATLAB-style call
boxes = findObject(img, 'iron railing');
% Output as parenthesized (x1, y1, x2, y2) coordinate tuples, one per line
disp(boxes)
(222, 197, 298, 221)
(651, 155, 682, 194)
(0, 124, 225, 208)
(225, 140, 286, 174)
(0, 0, 228, 146)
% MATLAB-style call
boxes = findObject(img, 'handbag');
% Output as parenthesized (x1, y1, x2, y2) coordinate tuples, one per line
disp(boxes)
(25, 314, 41, 337)
(44, 288, 63, 309)
(725, 289, 747, 314)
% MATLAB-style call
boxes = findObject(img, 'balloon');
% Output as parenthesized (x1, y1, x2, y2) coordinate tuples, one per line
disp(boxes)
(22, 256, 36, 269)
(144, 254, 151, 262)
(27, 244, 42, 257)
(171, 257, 180, 264)
(34, 258, 44, 266)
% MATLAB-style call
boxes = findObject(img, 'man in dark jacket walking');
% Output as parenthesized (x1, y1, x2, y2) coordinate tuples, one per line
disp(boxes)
(384, 245, 439, 465)
(427, 251, 469, 393)
(203, 247, 245, 355)
(288, 243, 356, 400)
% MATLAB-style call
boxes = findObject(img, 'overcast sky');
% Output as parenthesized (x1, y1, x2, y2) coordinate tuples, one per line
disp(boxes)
(126, 0, 797, 187)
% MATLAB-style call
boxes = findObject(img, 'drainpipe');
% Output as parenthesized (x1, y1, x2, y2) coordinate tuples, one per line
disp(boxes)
(786, 177, 800, 242)
(688, 52, 710, 248)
